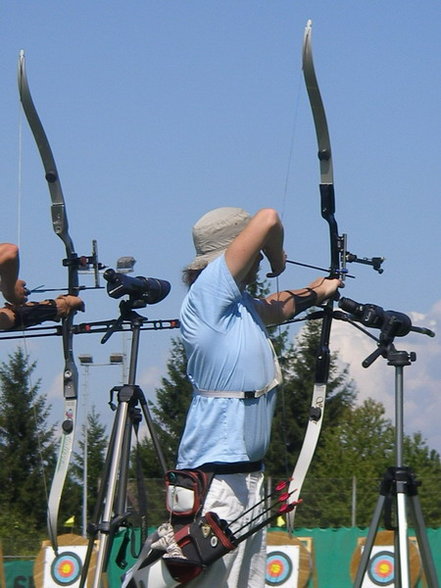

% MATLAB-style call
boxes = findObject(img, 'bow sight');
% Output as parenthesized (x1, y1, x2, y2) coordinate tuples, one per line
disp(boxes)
(286, 248, 384, 279)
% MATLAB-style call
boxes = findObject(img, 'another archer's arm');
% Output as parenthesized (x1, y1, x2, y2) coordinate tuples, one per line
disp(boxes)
(0, 243, 27, 305)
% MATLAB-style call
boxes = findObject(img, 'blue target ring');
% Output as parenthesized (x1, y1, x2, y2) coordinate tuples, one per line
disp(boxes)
(50, 550, 82, 586)
(367, 550, 395, 585)
(266, 550, 293, 586)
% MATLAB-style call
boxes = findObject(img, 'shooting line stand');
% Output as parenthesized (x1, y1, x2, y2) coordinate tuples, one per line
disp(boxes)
(353, 345, 439, 588)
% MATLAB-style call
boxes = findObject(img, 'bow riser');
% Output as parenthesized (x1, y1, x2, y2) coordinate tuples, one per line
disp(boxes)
(315, 313, 332, 385)
(320, 185, 341, 279)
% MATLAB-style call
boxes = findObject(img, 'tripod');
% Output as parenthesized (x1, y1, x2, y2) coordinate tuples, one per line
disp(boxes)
(79, 298, 169, 588)
(353, 342, 439, 587)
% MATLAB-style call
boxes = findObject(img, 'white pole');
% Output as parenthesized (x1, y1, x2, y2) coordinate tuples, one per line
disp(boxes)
(82, 364, 89, 537)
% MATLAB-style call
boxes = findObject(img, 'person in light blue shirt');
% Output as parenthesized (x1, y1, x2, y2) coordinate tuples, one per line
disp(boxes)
(177, 207, 341, 588)
(177, 253, 278, 468)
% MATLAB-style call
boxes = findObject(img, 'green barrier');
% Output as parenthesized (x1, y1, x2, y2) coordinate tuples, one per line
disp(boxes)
(4, 559, 34, 588)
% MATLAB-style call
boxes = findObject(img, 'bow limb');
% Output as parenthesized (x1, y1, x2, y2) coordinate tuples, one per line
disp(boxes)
(18, 51, 79, 552)
(287, 20, 343, 530)
(303, 20, 343, 277)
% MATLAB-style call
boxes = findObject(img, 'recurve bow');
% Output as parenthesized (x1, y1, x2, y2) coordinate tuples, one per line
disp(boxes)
(18, 51, 80, 552)
(287, 21, 383, 528)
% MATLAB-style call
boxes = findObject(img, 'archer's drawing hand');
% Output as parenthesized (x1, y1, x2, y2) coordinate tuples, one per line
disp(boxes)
(3, 279, 28, 305)
(266, 251, 287, 278)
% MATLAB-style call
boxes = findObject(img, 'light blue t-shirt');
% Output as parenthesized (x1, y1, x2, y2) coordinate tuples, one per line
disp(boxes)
(176, 255, 278, 469)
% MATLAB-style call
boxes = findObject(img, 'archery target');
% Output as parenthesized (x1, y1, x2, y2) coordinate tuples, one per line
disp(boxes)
(43, 545, 87, 587)
(50, 550, 83, 585)
(34, 535, 97, 588)
(365, 549, 394, 586)
(350, 531, 421, 587)
(265, 546, 299, 587)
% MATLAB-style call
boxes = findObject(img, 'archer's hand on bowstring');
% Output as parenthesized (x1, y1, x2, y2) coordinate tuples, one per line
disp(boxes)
(4, 279, 28, 305)
(265, 250, 287, 279)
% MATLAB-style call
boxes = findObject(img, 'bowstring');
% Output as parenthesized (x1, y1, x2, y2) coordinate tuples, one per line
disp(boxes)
(273, 53, 303, 479)
(17, 101, 23, 250)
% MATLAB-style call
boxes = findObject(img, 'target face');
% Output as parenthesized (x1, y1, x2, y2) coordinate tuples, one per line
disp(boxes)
(50, 551, 82, 586)
(367, 550, 394, 585)
(266, 550, 293, 586)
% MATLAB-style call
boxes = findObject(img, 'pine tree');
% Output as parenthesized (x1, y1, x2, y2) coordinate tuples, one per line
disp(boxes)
(0, 348, 56, 552)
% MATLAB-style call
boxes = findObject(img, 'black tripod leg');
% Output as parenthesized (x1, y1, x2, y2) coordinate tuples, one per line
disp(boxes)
(408, 494, 440, 587)
(115, 412, 134, 518)
(139, 391, 168, 475)
(353, 495, 386, 587)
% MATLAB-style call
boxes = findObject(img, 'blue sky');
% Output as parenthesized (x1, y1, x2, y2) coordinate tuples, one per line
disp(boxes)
(1, 2, 441, 460)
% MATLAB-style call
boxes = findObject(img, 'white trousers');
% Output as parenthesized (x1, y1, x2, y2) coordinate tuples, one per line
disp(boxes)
(185, 471, 267, 588)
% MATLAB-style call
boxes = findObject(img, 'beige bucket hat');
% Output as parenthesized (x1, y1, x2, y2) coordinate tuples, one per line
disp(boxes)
(186, 207, 251, 270)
